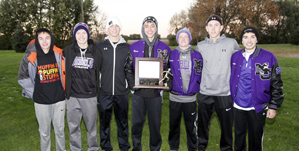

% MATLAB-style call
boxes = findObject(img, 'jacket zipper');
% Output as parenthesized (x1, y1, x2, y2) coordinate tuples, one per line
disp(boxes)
(112, 44, 116, 95)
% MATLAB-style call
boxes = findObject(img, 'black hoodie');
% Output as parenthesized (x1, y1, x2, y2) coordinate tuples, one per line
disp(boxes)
(33, 28, 65, 104)
(63, 39, 102, 99)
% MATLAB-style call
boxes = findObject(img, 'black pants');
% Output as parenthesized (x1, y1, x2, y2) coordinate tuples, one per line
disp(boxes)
(168, 101, 197, 151)
(234, 108, 266, 151)
(197, 93, 233, 151)
(97, 94, 130, 151)
(131, 94, 162, 151)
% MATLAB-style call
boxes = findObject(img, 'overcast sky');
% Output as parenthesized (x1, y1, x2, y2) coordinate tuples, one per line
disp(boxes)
(94, 0, 195, 38)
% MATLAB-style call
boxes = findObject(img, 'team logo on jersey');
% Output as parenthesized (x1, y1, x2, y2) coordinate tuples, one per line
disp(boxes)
(276, 66, 281, 74)
(193, 59, 202, 75)
(255, 63, 271, 80)
(158, 49, 168, 60)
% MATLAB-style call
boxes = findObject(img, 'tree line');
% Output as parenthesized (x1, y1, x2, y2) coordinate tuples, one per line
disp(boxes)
(1, 0, 299, 52)
(0, 0, 105, 52)
(168, 0, 299, 46)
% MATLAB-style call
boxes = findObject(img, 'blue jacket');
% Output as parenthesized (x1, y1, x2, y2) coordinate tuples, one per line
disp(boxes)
(130, 40, 170, 68)
(169, 48, 203, 96)
(125, 40, 171, 90)
(230, 47, 284, 113)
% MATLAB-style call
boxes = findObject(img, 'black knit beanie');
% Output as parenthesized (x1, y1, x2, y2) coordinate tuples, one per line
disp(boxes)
(240, 26, 259, 41)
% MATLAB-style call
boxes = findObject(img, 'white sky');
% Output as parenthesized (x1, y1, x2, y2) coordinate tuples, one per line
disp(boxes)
(94, 0, 196, 38)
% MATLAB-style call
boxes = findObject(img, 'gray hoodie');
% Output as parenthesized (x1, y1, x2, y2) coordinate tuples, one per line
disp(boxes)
(195, 34, 240, 96)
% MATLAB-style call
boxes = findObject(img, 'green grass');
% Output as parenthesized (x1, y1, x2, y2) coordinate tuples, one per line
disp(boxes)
(0, 46, 299, 151)
(255, 44, 299, 54)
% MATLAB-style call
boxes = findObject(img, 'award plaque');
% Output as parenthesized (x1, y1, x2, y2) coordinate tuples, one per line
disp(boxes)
(133, 57, 169, 89)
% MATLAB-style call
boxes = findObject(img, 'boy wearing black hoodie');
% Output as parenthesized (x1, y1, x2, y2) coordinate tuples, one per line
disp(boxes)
(18, 28, 66, 151)
(63, 22, 102, 151)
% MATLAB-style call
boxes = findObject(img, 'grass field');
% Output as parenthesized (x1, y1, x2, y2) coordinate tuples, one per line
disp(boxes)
(0, 44, 299, 151)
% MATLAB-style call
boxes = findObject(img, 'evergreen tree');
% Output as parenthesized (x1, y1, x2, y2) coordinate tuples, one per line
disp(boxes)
(290, 27, 299, 45)
(0, 0, 102, 49)
(11, 23, 29, 53)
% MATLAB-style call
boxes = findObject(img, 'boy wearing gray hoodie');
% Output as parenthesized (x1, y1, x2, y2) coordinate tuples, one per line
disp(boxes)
(195, 14, 240, 151)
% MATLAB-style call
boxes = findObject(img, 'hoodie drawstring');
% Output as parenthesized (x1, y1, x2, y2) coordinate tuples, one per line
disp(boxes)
(80, 48, 86, 61)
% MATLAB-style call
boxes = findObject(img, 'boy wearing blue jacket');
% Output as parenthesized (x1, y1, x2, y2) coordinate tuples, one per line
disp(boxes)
(168, 27, 203, 151)
(125, 16, 171, 151)
(230, 26, 284, 151)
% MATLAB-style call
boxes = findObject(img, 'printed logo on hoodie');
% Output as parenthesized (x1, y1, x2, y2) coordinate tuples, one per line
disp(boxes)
(37, 63, 60, 83)
(72, 56, 94, 69)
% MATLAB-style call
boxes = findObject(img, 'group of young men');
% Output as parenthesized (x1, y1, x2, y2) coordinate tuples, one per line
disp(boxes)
(18, 14, 284, 151)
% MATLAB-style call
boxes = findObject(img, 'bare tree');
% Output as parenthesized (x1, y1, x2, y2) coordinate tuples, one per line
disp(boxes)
(91, 10, 107, 43)
(168, 10, 189, 34)
(188, 0, 280, 40)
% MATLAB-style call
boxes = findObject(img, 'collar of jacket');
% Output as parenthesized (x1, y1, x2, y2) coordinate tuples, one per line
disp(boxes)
(175, 45, 194, 54)
(26, 39, 62, 64)
(104, 35, 127, 44)
(241, 46, 262, 58)
(205, 34, 226, 44)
